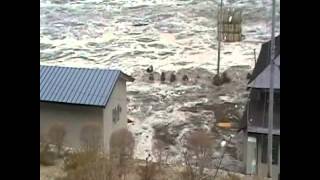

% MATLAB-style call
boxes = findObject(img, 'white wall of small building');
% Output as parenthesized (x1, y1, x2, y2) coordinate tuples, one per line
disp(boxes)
(40, 102, 104, 149)
(244, 133, 280, 180)
(256, 139, 280, 180)
(102, 78, 128, 153)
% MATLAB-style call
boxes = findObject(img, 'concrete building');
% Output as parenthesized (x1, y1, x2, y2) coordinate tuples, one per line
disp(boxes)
(241, 35, 280, 180)
(40, 65, 134, 152)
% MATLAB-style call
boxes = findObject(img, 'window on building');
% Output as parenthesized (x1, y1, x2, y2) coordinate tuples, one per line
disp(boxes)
(112, 105, 122, 124)
(261, 135, 280, 164)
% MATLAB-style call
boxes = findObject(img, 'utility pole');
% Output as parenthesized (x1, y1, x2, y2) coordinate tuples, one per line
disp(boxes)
(217, 0, 223, 76)
(267, 0, 276, 178)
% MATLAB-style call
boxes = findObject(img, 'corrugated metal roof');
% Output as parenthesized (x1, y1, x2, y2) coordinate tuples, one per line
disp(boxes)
(248, 64, 280, 89)
(248, 35, 280, 84)
(40, 65, 132, 107)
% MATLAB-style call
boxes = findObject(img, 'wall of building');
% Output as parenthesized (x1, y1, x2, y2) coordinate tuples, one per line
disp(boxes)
(40, 78, 129, 153)
(245, 133, 257, 175)
(247, 90, 280, 130)
(102, 78, 128, 153)
(257, 139, 280, 180)
(40, 102, 104, 149)
(245, 133, 280, 180)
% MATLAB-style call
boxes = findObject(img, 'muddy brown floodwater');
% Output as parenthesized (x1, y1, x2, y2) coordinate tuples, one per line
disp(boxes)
(127, 65, 250, 172)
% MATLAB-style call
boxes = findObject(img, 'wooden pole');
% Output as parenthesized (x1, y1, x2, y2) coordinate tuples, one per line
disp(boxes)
(217, 0, 223, 76)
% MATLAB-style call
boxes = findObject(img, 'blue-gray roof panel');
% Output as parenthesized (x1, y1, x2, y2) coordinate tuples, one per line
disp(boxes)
(73, 68, 96, 104)
(84, 69, 106, 105)
(82, 69, 104, 105)
(64, 68, 85, 103)
(60, 68, 85, 103)
(72, 68, 92, 104)
(47, 67, 70, 102)
(41, 66, 60, 99)
(40, 65, 126, 106)
(91, 70, 109, 105)
(99, 71, 120, 106)
(92, 70, 115, 105)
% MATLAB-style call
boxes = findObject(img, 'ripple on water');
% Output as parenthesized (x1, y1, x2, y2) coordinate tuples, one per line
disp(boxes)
(127, 5, 150, 10)
(40, 43, 56, 50)
(158, 51, 175, 56)
(147, 43, 167, 49)
(136, 37, 157, 43)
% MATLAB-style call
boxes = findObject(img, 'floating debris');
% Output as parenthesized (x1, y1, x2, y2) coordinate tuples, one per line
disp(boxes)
(217, 122, 232, 129)
(222, 72, 231, 83)
(213, 72, 231, 86)
(170, 72, 176, 82)
(160, 72, 166, 82)
(246, 73, 251, 80)
(132, 22, 149, 27)
(128, 119, 134, 124)
(149, 73, 154, 81)
(146, 65, 153, 73)
(182, 75, 189, 81)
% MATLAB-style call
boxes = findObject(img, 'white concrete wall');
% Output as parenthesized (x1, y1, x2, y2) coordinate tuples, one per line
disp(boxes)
(257, 146, 280, 180)
(40, 102, 104, 149)
(257, 137, 280, 180)
(245, 134, 280, 180)
(102, 78, 128, 153)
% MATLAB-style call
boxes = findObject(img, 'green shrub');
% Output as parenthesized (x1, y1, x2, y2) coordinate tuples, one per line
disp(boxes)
(47, 123, 66, 157)
(137, 156, 159, 180)
(64, 150, 98, 171)
(221, 174, 241, 180)
(61, 151, 121, 180)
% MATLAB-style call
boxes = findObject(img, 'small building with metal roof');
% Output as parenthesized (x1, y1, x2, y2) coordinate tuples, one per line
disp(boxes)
(40, 65, 134, 152)
(241, 35, 280, 180)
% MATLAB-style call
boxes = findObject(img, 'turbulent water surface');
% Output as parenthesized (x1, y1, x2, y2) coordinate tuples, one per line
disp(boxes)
(40, 0, 280, 170)
(40, 0, 279, 72)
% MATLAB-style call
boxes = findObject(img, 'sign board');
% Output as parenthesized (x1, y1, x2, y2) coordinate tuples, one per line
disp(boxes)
(218, 8, 242, 42)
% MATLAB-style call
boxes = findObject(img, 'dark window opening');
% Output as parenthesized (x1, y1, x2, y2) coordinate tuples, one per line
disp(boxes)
(112, 105, 122, 124)
(261, 135, 279, 165)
